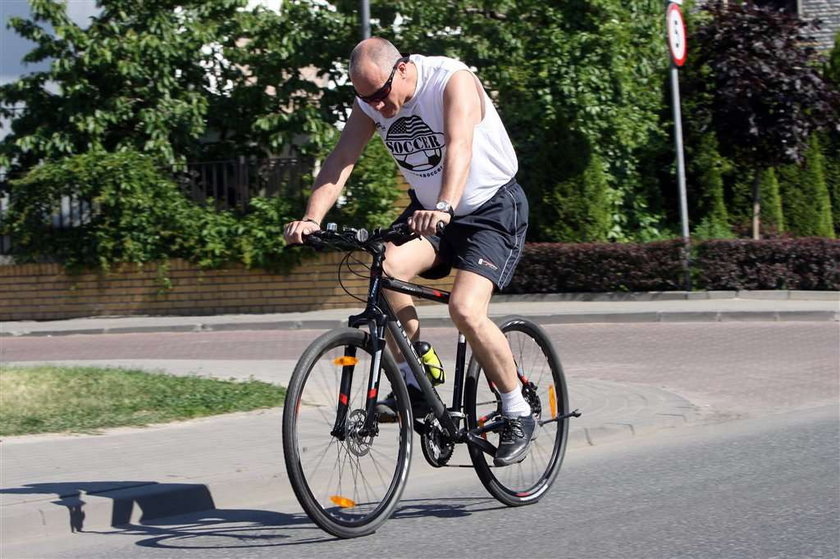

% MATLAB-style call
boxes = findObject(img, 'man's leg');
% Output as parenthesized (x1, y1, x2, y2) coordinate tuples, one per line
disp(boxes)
(381, 236, 438, 344)
(448, 269, 535, 466)
(375, 237, 438, 420)
(448, 270, 516, 391)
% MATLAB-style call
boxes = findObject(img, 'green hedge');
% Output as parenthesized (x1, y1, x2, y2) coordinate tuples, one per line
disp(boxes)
(694, 238, 840, 290)
(505, 238, 840, 293)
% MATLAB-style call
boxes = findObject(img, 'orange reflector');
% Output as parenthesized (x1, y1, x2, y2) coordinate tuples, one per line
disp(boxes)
(548, 384, 557, 418)
(334, 356, 359, 366)
(330, 495, 356, 508)
(479, 417, 487, 440)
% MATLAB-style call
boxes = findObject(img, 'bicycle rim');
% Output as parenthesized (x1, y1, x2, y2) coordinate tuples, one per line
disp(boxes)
(282, 328, 412, 538)
(466, 316, 569, 506)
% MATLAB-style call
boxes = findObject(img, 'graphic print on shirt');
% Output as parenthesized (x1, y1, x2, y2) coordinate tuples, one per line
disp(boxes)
(385, 116, 445, 177)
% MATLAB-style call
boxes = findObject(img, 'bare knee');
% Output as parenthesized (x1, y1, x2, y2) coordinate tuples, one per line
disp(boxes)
(448, 271, 494, 334)
(448, 297, 484, 334)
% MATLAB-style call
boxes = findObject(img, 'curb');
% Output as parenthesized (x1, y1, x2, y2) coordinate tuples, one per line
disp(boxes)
(2, 309, 837, 337)
(2, 290, 838, 337)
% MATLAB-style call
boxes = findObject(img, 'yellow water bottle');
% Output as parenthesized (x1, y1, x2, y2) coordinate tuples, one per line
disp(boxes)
(413, 341, 445, 385)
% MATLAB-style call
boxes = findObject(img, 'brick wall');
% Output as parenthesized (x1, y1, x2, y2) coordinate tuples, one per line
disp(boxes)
(0, 255, 455, 322)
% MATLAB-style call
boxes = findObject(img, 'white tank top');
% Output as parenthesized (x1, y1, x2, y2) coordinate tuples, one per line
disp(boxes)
(357, 55, 518, 216)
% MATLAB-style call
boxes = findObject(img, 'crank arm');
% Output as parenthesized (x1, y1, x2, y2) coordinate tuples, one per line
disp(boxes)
(538, 409, 582, 426)
(466, 430, 497, 456)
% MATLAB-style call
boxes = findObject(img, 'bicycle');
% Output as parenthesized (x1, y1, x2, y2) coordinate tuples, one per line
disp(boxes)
(281, 222, 580, 538)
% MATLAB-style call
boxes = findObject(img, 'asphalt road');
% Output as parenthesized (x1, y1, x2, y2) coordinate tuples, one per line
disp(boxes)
(4, 405, 837, 559)
(2, 322, 838, 558)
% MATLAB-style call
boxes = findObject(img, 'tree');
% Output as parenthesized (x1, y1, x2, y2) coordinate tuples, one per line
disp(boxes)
(0, 1, 368, 165)
(779, 135, 835, 238)
(689, 133, 733, 239)
(760, 168, 784, 235)
(1, 0, 406, 268)
(201, 1, 360, 161)
(687, 1, 839, 239)
(0, 0, 249, 170)
(374, 0, 669, 242)
(823, 32, 840, 236)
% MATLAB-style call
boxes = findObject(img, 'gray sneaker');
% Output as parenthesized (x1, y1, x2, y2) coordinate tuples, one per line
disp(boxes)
(493, 414, 536, 466)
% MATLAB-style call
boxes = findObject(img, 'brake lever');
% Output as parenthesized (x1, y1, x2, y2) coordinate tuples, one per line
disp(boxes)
(383, 222, 419, 246)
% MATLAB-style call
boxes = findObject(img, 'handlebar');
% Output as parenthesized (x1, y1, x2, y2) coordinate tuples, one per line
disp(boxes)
(298, 220, 448, 254)
(300, 222, 421, 253)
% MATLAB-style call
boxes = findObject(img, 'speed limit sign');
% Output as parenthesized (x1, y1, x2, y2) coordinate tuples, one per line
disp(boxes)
(667, 3, 687, 67)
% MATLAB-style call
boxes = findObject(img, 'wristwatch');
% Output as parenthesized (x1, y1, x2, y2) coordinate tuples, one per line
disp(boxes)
(434, 200, 455, 217)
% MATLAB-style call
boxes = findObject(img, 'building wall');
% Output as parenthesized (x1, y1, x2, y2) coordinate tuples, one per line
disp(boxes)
(0, 255, 455, 322)
(802, 0, 840, 50)
(702, 0, 838, 50)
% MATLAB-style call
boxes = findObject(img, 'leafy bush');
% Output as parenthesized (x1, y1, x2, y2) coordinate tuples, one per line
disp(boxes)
(694, 238, 840, 290)
(2, 149, 304, 271)
(4, 150, 193, 269)
(505, 240, 686, 293)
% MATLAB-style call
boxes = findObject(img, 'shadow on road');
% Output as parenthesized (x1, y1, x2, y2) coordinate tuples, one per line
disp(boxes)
(97, 497, 502, 549)
(3, 481, 504, 548)
(0, 481, 215, 531)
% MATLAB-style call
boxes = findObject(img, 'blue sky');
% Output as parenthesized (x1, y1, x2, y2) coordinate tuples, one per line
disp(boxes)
(1, 0, 99, 85)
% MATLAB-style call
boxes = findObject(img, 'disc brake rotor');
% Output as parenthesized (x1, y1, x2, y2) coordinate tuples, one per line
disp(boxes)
(345, 409, 374, 457)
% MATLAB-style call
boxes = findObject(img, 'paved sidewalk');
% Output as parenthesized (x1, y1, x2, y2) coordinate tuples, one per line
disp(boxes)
(0, 290, 837, 547)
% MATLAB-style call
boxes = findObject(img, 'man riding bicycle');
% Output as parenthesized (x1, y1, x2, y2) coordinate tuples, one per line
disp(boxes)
(283, 37, 532, 466)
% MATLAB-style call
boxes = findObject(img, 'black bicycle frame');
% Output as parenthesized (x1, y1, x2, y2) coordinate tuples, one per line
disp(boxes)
(341, 244, 468, 439)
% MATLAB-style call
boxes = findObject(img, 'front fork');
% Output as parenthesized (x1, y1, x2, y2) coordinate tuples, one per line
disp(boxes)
(330, 316, 388, 440)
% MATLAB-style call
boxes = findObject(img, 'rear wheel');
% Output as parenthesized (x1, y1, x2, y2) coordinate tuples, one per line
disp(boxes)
(282, 328, 412, 538)
(465, 316, 570, 506)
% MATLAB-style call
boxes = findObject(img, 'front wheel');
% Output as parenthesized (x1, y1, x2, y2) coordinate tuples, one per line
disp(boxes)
(465, 316, 570, 506)
(282, 328, 412, 538)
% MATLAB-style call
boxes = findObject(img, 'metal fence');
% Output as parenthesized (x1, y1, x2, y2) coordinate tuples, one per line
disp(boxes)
(180, 156, 310, 210)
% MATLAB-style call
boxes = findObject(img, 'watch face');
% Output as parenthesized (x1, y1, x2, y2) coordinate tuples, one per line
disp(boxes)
(435, 201, 450, 212)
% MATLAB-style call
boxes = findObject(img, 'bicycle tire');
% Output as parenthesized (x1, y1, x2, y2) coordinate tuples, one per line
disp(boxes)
(282, 327, 412, 538)
(465, 316, 570, 506)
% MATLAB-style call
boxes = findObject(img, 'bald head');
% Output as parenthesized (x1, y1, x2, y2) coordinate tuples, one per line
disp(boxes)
(349, 37, 402, 82)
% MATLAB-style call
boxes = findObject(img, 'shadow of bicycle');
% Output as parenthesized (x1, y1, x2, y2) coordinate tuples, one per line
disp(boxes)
(113, 497, 503, 549)
(3, 480, 503, 549)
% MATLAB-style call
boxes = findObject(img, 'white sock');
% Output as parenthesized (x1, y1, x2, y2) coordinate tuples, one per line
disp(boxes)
(398, 361, 420, 389)
(500, 387, 531, 417)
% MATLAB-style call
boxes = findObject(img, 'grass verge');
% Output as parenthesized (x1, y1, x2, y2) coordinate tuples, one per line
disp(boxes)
(0, 365, 286, 436)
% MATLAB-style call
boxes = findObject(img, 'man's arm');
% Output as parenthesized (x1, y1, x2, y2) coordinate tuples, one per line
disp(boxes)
(284, 103, 376, 244)
(408, 69, 483, 235)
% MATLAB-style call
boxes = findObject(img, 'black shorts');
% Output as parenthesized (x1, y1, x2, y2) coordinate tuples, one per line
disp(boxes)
(393, 179, 529, 290)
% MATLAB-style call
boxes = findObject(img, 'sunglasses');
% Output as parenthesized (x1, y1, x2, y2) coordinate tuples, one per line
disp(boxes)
(355, 55, 410, 104)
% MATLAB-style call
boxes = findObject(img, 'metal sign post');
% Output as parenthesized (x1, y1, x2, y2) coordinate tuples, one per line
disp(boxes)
(666, 1, 691, 290)
(360, 0, 370, 39)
